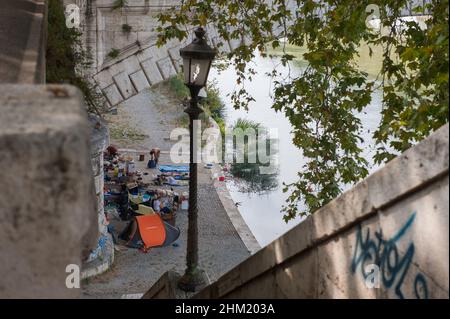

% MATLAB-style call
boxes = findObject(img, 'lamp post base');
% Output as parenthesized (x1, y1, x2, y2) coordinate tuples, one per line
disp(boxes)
(178, 268, 208, 292)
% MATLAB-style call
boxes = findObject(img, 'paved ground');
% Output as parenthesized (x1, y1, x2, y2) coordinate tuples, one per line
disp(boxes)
(81, 86, 250, 298)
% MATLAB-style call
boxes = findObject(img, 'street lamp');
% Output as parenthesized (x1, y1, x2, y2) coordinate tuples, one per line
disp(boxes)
(178, 27, 216, 292)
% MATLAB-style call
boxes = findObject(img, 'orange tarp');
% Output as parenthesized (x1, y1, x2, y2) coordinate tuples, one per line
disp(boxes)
(136, 214, 166, 248)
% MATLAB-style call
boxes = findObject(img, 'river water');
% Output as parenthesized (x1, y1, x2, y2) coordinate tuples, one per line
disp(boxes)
(210, 53, 383, 247)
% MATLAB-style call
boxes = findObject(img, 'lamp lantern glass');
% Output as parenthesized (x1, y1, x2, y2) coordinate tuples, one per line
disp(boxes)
(180, 27, 216, 89)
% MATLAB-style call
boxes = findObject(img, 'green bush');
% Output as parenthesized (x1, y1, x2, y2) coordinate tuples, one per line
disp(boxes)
(112, 0, 128, 10)
(229, 119, 278, 193)
(232, 118, 260, 131)
(107, 48, 120, 59)
(201, 80, 226, 122)
(46, 0, 105, 115)
(168, 74, 190, 99)
(167, 74, 226, 137)
(122, 24, 132, 33)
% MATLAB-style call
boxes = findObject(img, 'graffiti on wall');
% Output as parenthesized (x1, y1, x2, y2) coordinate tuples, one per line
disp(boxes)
(351, 212, 429, 299)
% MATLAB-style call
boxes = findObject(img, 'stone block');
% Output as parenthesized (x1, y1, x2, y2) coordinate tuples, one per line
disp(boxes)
(229, 271, 278, 299)
(141, 58, 164, 85)
(121, 55, 141, 75)
(367, 124, 449, 210)
(93, 69, 114, 89)
(0, 84, 97, 298)
(274, 249, 318, 298)
(149, 45, 168, 61)
(137, 31, 153, 42)
(113, 72, 136, 99)
(157, 57, 177, 80)
(130, 70, 150, 92)
(103, 83, 123, 106)
(136, 47, 154, 62)
(168, 46, 182, 72)
(378, 176, 449, 299)
(106, 61, 126, 77)
(94, 174, 103, 195)
(239, 217, 314, 283)
(312, 179, 374, 241)
(113, 32, 138, 51)
(143, 270, 209, 299)
(318, 217, 380, 299)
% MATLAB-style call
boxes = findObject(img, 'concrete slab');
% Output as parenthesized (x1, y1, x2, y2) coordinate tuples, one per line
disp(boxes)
(141, 58, 164, 84)
(130, 70, 150, 92)
(113, 71, 136, 99)
(157, 57, 177, 80)
(103, 83, 123, 106)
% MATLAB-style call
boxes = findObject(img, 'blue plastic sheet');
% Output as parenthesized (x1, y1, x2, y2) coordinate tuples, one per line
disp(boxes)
(159, 165, 190, 173)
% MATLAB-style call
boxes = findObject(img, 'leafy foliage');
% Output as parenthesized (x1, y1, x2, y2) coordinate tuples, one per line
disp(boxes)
(156, 0, 449, 220)
(200, 80, 227, 124)
(107, 48, 121, 59)
(169, 73, 190, 99)
(122, 23, 132, 33)
(112, 0, 128, 11)
(372, 1, 449, 163)
(168, 74, 226, 134)
(46, 0, 106, 115)
(230, 119, 279, 194)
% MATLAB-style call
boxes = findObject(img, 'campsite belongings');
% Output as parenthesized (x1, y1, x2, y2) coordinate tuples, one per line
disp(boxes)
(104, 151, 140, 183)
(147, 148, 161, 168)
(150, 148, 161, 164)
(159, 165, 190, 173)
(119, 214, 180, 252)
(148, 158, 157, 169)
(152, 165, 190, 187)
(105, 178, 181, 221)
(154, 174, 189, 187)
(212, 163, 232, 182)
(102, 146, 188, 250)
(127, 187, 180, 224)
(181, 192, 189, 210)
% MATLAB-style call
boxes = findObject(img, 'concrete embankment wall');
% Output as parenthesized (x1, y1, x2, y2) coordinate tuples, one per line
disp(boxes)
(80, 0, 186, 106)
(91, 27, 230, 107)
(83, 1, 243, 107)
(195, 124, 449, 299)
(85, 0, 433, 108)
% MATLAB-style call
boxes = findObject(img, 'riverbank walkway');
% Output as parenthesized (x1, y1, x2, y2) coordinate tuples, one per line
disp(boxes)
(81, 87, 252, 298)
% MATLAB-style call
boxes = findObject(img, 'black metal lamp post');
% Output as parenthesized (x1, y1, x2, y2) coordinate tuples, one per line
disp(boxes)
(178, 27, 216, 292)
